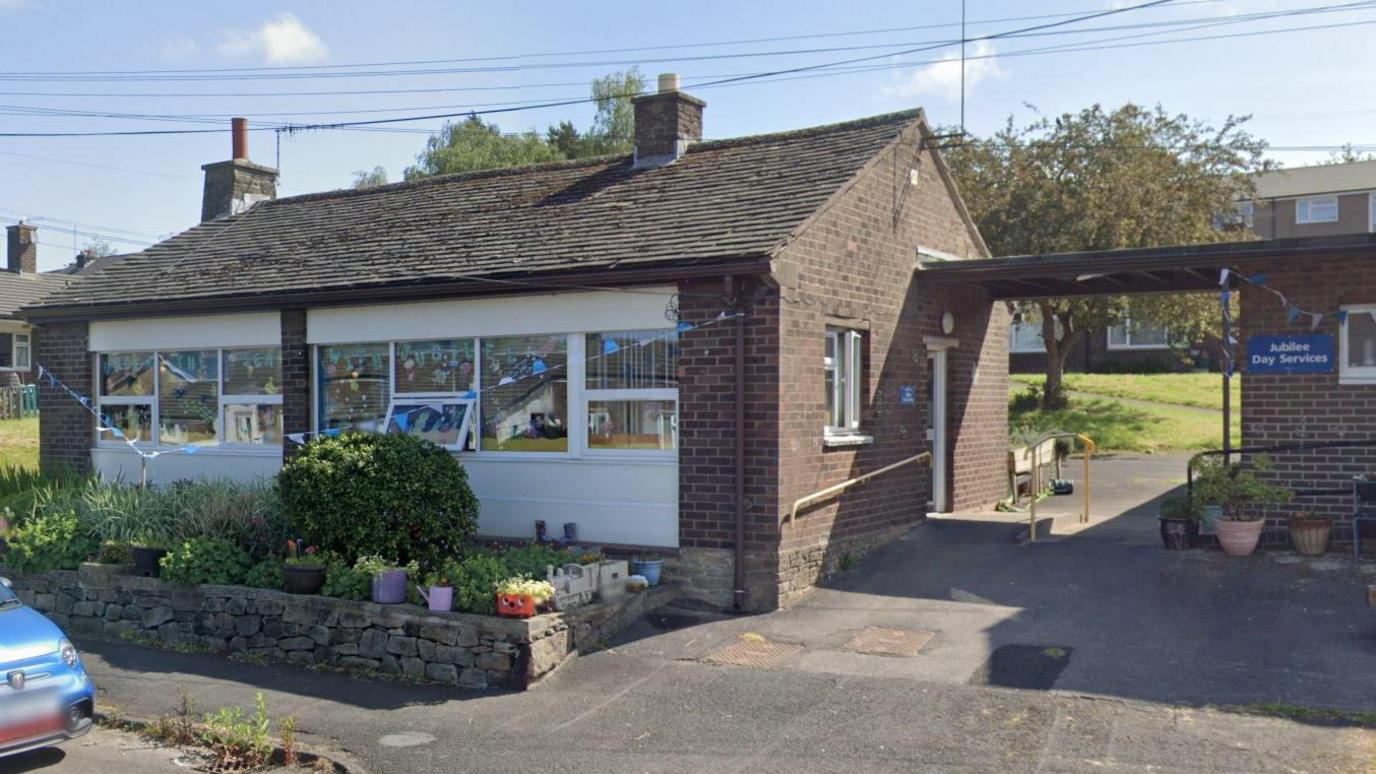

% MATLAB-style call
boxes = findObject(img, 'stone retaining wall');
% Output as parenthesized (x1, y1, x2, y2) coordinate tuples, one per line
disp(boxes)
(6, 566, 676, 690)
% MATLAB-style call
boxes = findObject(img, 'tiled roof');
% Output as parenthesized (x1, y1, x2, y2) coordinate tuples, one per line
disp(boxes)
(29, 110, 922, 314)
(0, 271, 72, 320)
(1253, 159, 1376, 199)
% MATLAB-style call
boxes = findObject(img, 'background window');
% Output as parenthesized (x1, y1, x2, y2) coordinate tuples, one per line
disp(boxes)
(222, 348, 283, 445)
(157, 350, 219, 444)
(223, 348, 281, 395)
(100, 404, 152, 443)
(1009, 320, 1047, 353)
(586, 330, 677, 389)
(588, 399, 677, 450)
(97, 352, 155, 444)
(13, 333, 29, 371)
(1342, 305, 1376, 384)
(585, 330, 678, 452)
(480, 335, 567, 452)
(395, 339, 475, 395)
(100, 352, 155, 397)
(825, 327, 862, 434)
(1296, 196, 1339, 224)
(224, 403, 282, 445)
(318, 343, 390, 433)
(1108, 315, 1170, 350)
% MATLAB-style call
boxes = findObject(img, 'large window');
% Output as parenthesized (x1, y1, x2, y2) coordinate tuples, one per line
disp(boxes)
(96, 347, 281, 447)
(315, 329, 679, 456)
(1107, 312, 1170, 350)
(1341, 304, 1376, 384)
(1296, 196, 1339, 224)
(586, 329, 678, 451)
(481, 335, 567, 452)
(317, 343, 389, 434)
(1009, 320, 1046, 353)
(825, 327, 863, 435)
(0, 332, 31, 371)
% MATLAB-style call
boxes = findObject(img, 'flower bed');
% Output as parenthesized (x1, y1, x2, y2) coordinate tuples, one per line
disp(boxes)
(6, 567, 677, 690)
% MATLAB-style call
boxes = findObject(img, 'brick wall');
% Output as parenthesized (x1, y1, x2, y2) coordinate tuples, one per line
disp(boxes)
(1240, 257, 1376, 533)
(768, 119, 1007, 603)
(35, 321, 93, 474)
(675, 276, 781, 610)
(280, 309, 309, 459)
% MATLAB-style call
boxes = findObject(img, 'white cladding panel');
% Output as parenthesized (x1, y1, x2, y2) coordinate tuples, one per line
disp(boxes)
(89, 313, 280, 352)
(306, 288, 676, 344)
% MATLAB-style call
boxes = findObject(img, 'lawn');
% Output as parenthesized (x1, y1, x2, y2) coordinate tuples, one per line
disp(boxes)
(0, 417, 38, 471)
(1011, 372, 1240, 411)
(1010, 373, 1241, 454)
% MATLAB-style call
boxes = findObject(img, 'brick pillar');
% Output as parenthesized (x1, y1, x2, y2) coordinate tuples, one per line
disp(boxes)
(36, 321, 93, 474)
(280, 309, 310, 459)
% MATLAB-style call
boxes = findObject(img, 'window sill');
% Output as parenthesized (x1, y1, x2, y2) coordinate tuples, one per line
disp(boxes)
(1339, 373, 1376, 386)
(1105, 344, 1171, 351)
(823, 433, 874, 448)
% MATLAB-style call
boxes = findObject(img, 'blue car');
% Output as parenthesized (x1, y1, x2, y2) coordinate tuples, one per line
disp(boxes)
(0, 576, 95, 758)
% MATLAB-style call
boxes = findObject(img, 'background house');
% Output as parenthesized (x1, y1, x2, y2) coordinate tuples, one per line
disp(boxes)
(0, 223, 72, 386)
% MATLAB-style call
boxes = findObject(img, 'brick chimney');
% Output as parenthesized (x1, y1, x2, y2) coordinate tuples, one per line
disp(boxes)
(6, 222, 36, 274)
(201, 117, 278, 222)
(632, 73, 704, 169)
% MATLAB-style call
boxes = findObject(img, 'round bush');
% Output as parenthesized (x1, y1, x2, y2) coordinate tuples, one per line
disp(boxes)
(277, 433, 479, 569)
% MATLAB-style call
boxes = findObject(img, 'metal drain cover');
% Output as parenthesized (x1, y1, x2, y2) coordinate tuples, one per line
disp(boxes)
(705, 637, 802, 668)
(844, 626, 935, 657)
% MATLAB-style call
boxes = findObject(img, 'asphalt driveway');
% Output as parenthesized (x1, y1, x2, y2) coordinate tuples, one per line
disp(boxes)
(43, 452, 1376, 772)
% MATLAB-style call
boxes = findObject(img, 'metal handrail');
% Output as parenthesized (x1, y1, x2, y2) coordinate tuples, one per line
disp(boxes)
(1186, 438, 1376, 505)
(785, 452, 932, 523)
(1025, 432, 1096, 543)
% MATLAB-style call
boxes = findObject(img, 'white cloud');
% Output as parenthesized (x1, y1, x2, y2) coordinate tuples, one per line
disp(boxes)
(218, 13, 327, 64)
(161, 33, 197, 61)
(883, 41, 1006, 102)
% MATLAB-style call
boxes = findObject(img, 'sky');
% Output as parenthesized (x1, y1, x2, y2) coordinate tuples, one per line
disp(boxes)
(2, 0, 1375, 270)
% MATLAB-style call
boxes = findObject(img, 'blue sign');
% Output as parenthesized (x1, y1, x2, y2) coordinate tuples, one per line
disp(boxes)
(1246, 333, 1335, 374)
(899, 384, 917, 405)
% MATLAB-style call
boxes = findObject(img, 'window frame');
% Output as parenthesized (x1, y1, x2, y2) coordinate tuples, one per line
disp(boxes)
(824, 327, 863, 437)
(583, 329, 679, 458)
(1106, 313, 1171, 351)
(11, 330, 28, 369)
(94, 347, 283, 451)
(1295, 195, 1340, 225)
(1340, 303, 1376, 385)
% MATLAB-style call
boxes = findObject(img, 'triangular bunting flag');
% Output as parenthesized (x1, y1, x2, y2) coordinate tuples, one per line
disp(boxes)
(1219, 268, 1230, 286)
(287, 433, 306, 444)
(498, 376, 515, 386)
(1287, 306, 1302, 323)
(1311, 313, 1324, 331)
(1337, 310, 1349, 323)
(532, 358, 547, 375)
(603, 338, 620, 355)
(676, 321, 695, 333)
(1247, 273, 1267, 285)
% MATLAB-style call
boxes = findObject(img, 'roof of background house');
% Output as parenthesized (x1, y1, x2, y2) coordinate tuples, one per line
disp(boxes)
(0, 270, 72, 320)
(50, 251, 131, 277)
(26, 109, 936, 317)
(1253, 159, 1376, 199)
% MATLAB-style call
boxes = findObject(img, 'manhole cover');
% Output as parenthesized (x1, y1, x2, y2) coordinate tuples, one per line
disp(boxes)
(844, 626, 934, 657)
(970, 644, 1073, 690)
(704, 637, 802, 668)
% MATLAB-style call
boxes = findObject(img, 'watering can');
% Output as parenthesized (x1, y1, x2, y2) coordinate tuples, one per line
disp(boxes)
(417, 584, 453, 612)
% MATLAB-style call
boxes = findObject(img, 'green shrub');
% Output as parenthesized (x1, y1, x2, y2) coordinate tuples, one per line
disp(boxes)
(448, 554, 509, 615)
(243, 559, 284, 590)
(161, 479, 287, 560)
(3, 509, 99, 573)
(160, 538, 251, 586)
(277, 433, 479, 569)
(497, 544, 576, 577)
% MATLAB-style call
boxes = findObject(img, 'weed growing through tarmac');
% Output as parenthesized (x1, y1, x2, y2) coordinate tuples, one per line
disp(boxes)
(838, 553, 857, 571)
(1229, 701, 1376, 728)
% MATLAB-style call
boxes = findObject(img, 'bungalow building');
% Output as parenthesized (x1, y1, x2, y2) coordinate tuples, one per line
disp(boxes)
(22, 76, 1009, 611)
(1, 223, 72, 384)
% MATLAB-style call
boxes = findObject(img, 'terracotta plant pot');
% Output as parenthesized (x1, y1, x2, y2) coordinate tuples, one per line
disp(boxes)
(1216, 518, 1265, 557)
(496, 593, 536, 619)
(1290, 516, 1333, 557)
(283, 564, 326, 595)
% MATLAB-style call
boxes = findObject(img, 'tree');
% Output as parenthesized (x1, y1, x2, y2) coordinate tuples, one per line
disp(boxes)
(403, 68, 646, 180)
(351, 166, 388, 189)
(82, 238, 116, 258)
(941, 104, 1269, 408)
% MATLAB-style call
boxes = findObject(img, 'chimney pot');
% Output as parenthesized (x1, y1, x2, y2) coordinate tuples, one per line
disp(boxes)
(231, 117, 249, 160)
(6, 222, 37, 274)
(632, 75, 704, 169)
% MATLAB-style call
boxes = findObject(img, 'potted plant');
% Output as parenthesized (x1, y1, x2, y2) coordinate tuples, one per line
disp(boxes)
(495, 576, 556, 619)
(417, 574, 453, 612)
(1157, 497, 1199, 551)
(1193, 455, 1292, 557)
(368, 557, 408, 605)
(282, 539, 326, 595)
(79, 542, 134, 586)
(1289, 511, 1333, 556)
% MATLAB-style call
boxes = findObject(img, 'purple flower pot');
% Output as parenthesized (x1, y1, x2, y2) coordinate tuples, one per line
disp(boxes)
(372, 568, 408, 604)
